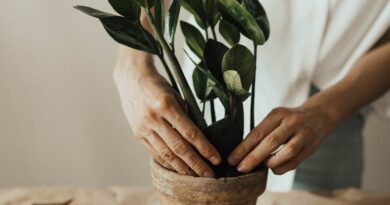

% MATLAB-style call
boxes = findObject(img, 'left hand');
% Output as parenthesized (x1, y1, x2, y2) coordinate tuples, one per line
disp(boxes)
(228, 106, 335, 175)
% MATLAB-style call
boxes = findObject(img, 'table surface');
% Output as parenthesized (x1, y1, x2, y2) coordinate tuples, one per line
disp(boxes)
(0, 187, 389, 205)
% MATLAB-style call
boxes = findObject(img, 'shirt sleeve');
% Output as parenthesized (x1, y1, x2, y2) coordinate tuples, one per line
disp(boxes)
(312, 0, 390, 119)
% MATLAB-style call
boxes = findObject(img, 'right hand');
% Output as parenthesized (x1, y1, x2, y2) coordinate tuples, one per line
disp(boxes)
(113, 48, 221, 177)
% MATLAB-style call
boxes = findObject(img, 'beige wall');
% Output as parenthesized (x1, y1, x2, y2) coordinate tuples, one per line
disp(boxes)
(0, 0, 389, 192)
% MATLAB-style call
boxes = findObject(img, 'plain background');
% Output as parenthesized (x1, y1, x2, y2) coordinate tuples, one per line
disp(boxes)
(0, 0, 389, 192)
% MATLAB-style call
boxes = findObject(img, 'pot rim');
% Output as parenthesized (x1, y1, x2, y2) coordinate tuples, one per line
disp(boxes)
(151, 160, 267, 183)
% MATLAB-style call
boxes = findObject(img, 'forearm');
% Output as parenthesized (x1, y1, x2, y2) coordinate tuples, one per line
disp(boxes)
(114, 8, 159, 84)
(303, 39, 390, 131)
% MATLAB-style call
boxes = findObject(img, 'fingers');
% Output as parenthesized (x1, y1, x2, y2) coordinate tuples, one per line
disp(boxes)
(158, 94, 221, 165)
(271, 145, 314, 175)
(139, 138, 172, 170)
(264, 132, 306, 169)
(152, 119, 215, 177)
(236, 121, 294, 173)
(146, 131, 195, 176)
(228, 109, 285, 166)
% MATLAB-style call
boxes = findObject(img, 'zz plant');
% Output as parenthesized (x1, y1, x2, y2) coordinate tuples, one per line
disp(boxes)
(75, 0, 270, 177)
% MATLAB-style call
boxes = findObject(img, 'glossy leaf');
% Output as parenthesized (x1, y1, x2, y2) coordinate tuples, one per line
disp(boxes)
(75, 6, 161, 54)
(219, 19, 240, 46)
(210, 84, 229, 109)
(153, 0, 165, 34)
(216, 0, 265, 45)
(181, 0, 207, 28)
(166, 0, 181, 46)
(134, 0, 154, 7)
(222, 44, 255, 90)
(184, 50, 228, 109)
(181, 21, 206, 58)
(193, 62, 214, 101)
(108, 0, 140, 20)
(242, 0, 270, 41)
(202, 0, 220, 27)
(223, 70, 251, 101)
(203, 39, 228, 85)
(74, 6, 114, 18)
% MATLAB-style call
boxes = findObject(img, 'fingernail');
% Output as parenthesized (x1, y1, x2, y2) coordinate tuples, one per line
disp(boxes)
(237, 164, 249, 173)
(210, 156, 221, 165)
(203, 171, 214, 178)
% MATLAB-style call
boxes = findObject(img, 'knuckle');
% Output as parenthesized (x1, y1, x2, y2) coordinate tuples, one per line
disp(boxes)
(200, 145, 214, 158)
(255, 131, 266, 141)
(192, 161, 207, 172)
(171, 141, 188, 155)
(271, 107, 289, 116)
(286, 113, 303, 129)
(161, 149, 175, 162)
(283, 145, 297, 158)
(245, 155, 259, 167)
(142, 109, 157, 121)
(132, 122, 149, 136)
(151, 152, 161, 160)
(154, 91, 173, 111)
(266, 136, 281, 149)
(184, 127, 199, 142)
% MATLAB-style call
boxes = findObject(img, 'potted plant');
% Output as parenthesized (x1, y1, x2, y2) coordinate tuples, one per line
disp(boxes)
(75, 0, 270, 204)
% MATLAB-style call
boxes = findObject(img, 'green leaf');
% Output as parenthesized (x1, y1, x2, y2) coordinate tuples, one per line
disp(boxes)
(75, 6, 161, 55)
(223, 70, 251, 101)
(202, 0, 220, 27)
(210, 84, 229, 109)
(108, 0, 140, 20)
(242, 0, 270, 41)
(216, 0, 265, 45)
(181, 0, 207, 28)
(192, 62, 214, 101)
(219, 19, 240, 46)
(184, 50, 229, 109)
(203, 39, 229, 85)
(134, 0, 154, 7)
(74, 5, 114, 18)
(153, 0, 165, 34)
(166, 0, 181, 47)
(181, 21, 206, 58)
(222, 44, 256, 90)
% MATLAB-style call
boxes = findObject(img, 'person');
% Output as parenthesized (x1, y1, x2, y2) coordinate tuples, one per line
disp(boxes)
(113, 0, 390, 190)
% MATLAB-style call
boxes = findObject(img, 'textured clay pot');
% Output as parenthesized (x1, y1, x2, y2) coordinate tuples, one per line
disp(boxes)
(150, 160, 268, 205)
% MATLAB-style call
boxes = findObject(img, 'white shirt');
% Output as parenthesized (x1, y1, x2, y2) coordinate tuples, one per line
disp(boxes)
(184, 0, 390, 191)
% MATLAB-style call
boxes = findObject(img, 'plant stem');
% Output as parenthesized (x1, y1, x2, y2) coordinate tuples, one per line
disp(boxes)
(207, 26, 218, 123)
(250, 43, 258, 130)
(158, 54, 180, 93)
(144, 6, 207, 129)
(210, 100, 216, 123)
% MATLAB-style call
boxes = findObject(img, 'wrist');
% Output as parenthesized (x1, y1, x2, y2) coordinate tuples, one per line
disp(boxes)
(115, 46, 160, 82)
(300, 94, 340, 135)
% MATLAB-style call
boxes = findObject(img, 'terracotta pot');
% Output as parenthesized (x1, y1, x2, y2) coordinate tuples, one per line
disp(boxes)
(150, 160, 268, 205)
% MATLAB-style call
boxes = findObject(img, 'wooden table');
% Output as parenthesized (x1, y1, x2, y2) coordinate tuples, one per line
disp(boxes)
(0, 187, 389, 205)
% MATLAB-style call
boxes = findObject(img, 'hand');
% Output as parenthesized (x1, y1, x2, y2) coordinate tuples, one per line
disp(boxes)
(114, 49, 221, 177)
(228, 106, 335, 175)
